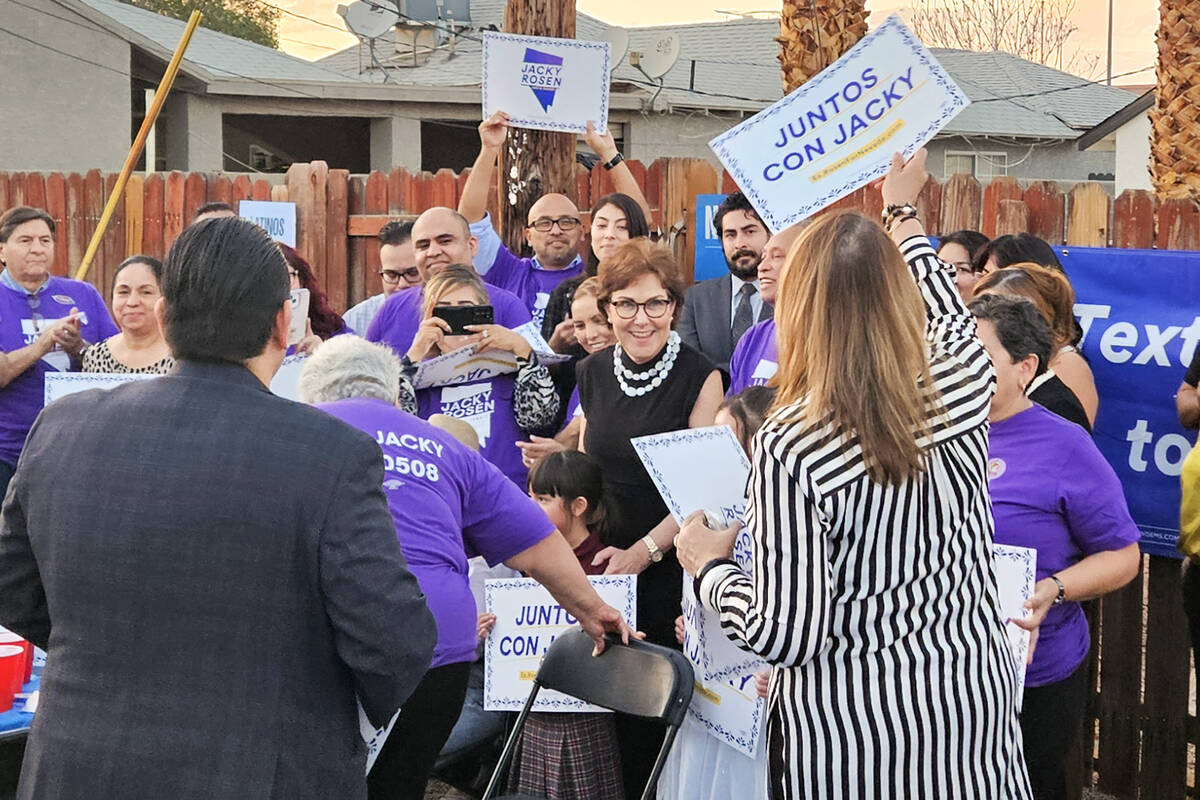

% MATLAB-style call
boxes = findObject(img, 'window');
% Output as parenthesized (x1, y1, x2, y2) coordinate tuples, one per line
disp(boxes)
(945, 151, 1008, 180)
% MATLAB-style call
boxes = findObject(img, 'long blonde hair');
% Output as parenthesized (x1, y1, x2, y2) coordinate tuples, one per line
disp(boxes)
(772, 212, 938, 484)
(420, 264, 487, 320)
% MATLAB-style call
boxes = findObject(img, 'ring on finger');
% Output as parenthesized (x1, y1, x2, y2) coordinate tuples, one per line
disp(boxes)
(481, 330, 489, 339)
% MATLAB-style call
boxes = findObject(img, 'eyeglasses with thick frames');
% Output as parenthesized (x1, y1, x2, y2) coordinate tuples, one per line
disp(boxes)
(610, 297, 672, 319)
(380, 267, 421, 284)
(527, 216, 581, 232)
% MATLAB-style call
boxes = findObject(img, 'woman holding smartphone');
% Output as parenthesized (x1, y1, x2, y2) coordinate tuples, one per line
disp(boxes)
(402, 265, 559, 487)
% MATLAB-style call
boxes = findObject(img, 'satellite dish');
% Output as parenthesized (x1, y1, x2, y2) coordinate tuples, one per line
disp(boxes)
(338, 1, 399, 40)
(603, 27, 629, 67)
(637, 32, 680, 79)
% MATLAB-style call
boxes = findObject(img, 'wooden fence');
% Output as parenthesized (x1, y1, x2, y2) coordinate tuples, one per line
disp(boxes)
(1, 161, 1199, 797)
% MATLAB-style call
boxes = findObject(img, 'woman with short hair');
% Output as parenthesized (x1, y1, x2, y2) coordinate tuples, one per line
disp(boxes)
(81, 255, 173, 375)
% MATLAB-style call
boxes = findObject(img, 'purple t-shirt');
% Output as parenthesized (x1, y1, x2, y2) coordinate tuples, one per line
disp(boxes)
(366, 283, 532, 357)
(0, 276, 118, 466)
(727, 318, 777, 396)
(564, 386, 582, 426)
(417, 374, 528, 488)
(318, 398, 553, 669)
(988, 403, 1141, 686)
(471, 214, 585, 331)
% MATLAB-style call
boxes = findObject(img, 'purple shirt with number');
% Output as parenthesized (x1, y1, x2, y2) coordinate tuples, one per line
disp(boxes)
(366, 283, 532, 356)
(318, 398, 553, 669)
(416, 374, 527, 488)
(0, 276, 118, 466)
(988, 403, 1140, 687)
(727, 318, 777, 396)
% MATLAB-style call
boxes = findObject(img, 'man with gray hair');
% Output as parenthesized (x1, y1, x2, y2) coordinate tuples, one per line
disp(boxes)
(298, 336, 638, 800)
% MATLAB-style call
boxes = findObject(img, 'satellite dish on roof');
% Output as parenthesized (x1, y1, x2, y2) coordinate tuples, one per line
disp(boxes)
(604, 27, 630, 67)
(338, 1, 399, 40)
(634, 32, 680, 79)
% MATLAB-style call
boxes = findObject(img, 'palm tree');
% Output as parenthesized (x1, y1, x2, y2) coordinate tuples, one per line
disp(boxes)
(1150, 0, 1200, 201)
(778, 0, 868, 92)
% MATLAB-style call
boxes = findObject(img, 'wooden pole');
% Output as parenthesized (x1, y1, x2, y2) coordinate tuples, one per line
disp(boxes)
(74, 10, 202, 281)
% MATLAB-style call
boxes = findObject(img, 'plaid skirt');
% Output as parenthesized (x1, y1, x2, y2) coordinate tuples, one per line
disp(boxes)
(507, 711, 624, 800)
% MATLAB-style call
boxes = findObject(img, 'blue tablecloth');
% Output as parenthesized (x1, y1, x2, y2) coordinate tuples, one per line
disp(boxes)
(0, 674, 40, 736)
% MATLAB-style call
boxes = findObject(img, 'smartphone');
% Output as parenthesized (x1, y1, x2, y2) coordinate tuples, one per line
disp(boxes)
(433, 304, 494, 336)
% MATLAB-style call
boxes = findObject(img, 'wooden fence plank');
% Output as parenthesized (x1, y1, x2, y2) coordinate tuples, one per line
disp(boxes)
(916, 177, 942, 236)
(430, 168, 458, 210)
(142, 173, 165, 260)
(0, 173, 9, 211)
(1096, 566, 1143, 796)
(364, 172, 388, 295)
(24, 173, 46, 212)
(1112, 190, 1156, 249)
(44, 173, 68, 277)
(1140, 557, 1190, 797)
(231, 175, 252, 203)
(65, 173, 85, 276)
(83, 170, 105, 282)
(100, 172, 124, 296)
(720, 170, 739, 195)
(269, 184, 288, 202)
(980, 176, 1021, 238)
(162, 172, 186, 249)
(388, 168, 413, 214)
(574, 166, 591, 215)
(662, 158, 717, 283)
(1156, 200, 1200, 251)
(347, 176, 367, 308)
(939, 174, 982, 234)
(307, 162, 329, 274)
(183, 172, 208, 223)
(625, 159, 648, 209)
(645, 159, 665, 228)
(1066, 183, 1111, 247)
(995, 199, 1031, 237)
(1023, 181, 1065, 244)
(325, 168, 349, 313)
(212, 176, 233, 207)
(590, 162, 616, 206)
(124, 174, 144, 257)
(251, 179, 271, 201)
(9, 173, 26, 207)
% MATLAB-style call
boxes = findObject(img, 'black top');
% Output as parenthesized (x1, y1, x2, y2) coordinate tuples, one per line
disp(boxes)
(578, 340, 714, 647)
(1030, 373, 1091, 432)
(1186, 345, 1200, 387)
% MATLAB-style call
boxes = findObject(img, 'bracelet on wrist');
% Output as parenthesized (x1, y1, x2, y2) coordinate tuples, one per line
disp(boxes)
(602, 152, 625, 171)
(1049, 574, 1066, 605)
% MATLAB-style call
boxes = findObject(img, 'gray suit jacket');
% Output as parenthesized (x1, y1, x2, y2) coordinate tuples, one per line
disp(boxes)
(0, 361, 436, 800)
(677, 274, 773, 373)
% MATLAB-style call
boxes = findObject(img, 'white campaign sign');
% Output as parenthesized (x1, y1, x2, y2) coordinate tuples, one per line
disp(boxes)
(270, 354, 307, 401)
(992, 543, 1036, 707)
(239, 200, 297, 248)
(630, 425, 752, 526)
(412, 323, 569, 390)
(708, 14, 969, 232)
(44, 372, 157, 405)
(482, 32, 611, 134)
(484, 575, 636, 712)
(358, 703, 400, 774)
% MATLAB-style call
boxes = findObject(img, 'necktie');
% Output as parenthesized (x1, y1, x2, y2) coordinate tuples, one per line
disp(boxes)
(732, 283, 757, 347)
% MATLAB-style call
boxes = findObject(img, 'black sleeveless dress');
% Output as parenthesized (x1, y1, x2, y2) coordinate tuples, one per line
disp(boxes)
(577, 340, 715, 648)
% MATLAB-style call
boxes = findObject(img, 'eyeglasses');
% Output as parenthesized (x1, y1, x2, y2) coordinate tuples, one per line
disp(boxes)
(527, 216, 581, 232)
(610, 297, 672, 319)
(381, 267, 421, 284)
(947, 262, 973, 277)
(287, 268, 299, 279)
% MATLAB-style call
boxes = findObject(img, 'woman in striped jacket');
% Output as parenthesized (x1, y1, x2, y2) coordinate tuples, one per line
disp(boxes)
(676, 151, 1032, 799)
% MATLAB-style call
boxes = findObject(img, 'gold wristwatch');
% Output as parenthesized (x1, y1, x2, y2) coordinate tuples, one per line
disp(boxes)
(642, 534, 664, 563)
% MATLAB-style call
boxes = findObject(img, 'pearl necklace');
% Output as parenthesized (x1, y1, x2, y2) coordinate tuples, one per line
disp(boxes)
(613, 331, 680, 397)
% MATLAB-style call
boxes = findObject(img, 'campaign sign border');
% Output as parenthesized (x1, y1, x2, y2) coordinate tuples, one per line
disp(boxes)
(44, 372, 156, 405)
(708, 14, 968, 232)
(992, 543, 1035, 706)
(483, 574, 636, 712)
(482, 32, 612, 134)
(630, 425, 752, 525)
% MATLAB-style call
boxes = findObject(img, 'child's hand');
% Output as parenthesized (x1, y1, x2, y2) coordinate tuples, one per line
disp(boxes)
(754, 668, 770, 699)
(674, 614, 685, 646)
(477, 612, 497, 639)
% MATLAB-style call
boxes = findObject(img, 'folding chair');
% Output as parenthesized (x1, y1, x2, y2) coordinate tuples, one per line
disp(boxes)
(481, 629, 695, 800)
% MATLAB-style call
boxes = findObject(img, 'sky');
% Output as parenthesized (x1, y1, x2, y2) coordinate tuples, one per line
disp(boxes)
(279, 0, 1158, 86)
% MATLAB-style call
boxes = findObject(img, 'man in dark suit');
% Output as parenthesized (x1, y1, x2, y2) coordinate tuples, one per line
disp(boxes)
(677, 192, 772, 374)
(0, 218, 438, 800)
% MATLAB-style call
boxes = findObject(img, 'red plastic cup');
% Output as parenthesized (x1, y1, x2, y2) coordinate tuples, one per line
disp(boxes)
(0, 633, 22, 689)
(0, 644, 24, 711)
(22, 642, 33, 684)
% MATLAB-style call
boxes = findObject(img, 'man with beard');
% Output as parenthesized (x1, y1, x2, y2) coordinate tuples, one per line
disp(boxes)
(677, 192, 772, 376)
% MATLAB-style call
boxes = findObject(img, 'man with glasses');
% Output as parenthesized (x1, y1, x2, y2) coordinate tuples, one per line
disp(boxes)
(458, 111, 588, 330)
(0, 207, 117, 497)
(343, 220, 421, 335)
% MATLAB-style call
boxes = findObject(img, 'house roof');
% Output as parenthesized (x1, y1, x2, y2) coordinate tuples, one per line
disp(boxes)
(1076, 90, 1154, 150)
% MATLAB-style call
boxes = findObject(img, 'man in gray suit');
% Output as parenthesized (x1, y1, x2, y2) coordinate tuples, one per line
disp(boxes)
(0, 218, 438, 799)
(677, 192, 772, 374)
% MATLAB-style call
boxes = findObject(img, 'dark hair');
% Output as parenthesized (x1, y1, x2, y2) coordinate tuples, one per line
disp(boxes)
(278, 244, 346, 340)
(938, 230, 988, 262)
(972, 233, 1063, 274)
(161, 217, 290, 363)
(968, 294, 1053, 377)
(598, 239, 685, 324)
(587, 193, 650, 274)
(114, 254, 163, 283)
(528, 450, 612, 536)
(378, 220, 413, 247)
(972, 264, 1076, 351)
(192, 202, 236, 221)
(712, 192, 762, 237)
(719, 385, 777, 454)
(0, 207, 55, 242)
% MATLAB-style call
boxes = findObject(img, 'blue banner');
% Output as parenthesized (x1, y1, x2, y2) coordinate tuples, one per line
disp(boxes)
(1058, 245, 1200, 557)
(693, 193, 728, 282)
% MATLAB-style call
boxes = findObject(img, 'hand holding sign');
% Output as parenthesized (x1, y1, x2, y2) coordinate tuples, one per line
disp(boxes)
(675, 509, 740, 576)
(479, 110, 510, 149)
